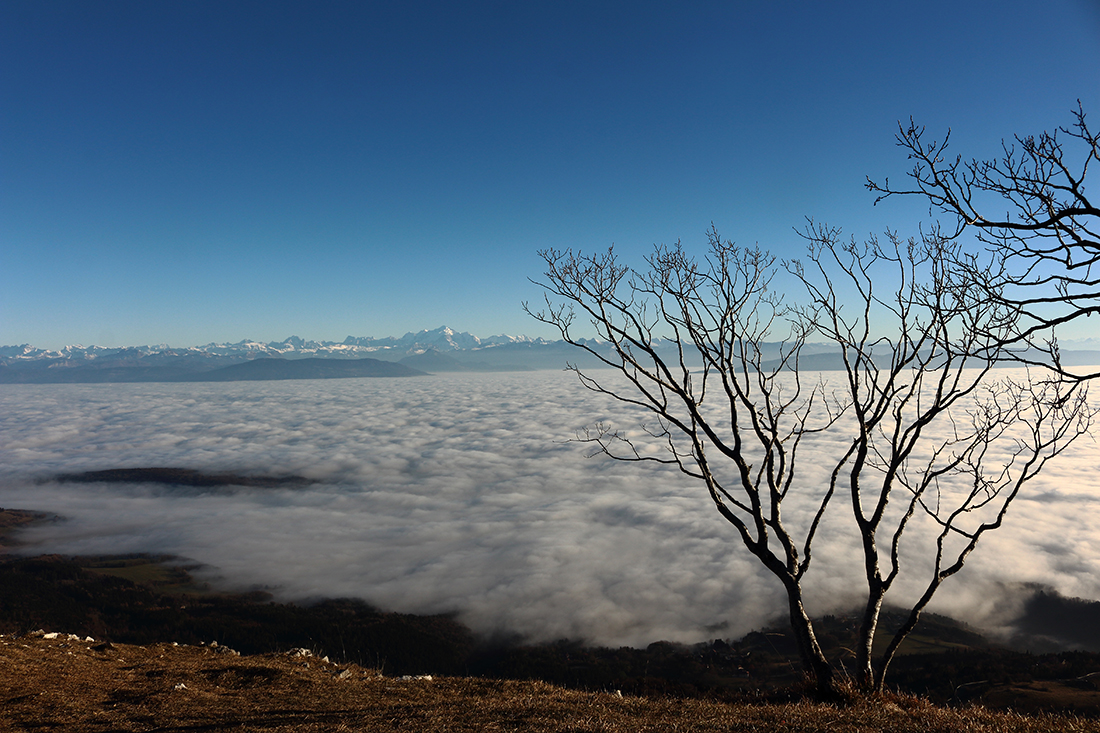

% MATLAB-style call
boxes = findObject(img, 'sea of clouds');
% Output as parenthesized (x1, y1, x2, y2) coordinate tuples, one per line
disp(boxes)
(2, 369, 1100, 647)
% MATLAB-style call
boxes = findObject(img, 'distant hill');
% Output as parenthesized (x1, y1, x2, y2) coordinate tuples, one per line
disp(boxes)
(176, 357, 425, 381)
(0, 357, 425, 384)
(0, 357, 428, 384)
(398, 349, 531, 373)
(54, 467, 314, 489)
(0, 365, 198, 384)
(1012, 587, 1100, 652)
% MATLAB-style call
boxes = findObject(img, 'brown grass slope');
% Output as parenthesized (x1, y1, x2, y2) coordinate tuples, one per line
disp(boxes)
(2, 633, 1098, 733)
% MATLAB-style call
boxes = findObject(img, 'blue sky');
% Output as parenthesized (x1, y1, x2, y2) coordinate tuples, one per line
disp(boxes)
(3, 1, 1099, 350)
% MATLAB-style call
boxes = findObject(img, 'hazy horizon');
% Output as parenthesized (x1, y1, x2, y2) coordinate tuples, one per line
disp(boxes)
(7, 327, 1100, 355)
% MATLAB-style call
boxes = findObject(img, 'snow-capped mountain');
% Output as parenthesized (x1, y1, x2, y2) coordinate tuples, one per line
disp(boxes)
(0, 327, 581, 383)
(0, 328, 543, 383)
(7, 327, 1097, 385)
(341, 326, 542, 353)
(1, 327, 544, 365)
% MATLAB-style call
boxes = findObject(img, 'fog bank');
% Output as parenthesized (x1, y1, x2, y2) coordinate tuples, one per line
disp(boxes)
(2, 370, 1099, 646)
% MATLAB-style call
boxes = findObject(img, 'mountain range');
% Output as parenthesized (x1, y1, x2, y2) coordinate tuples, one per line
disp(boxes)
(0, 326, 542, 363)
(0, 327, 599, 383)
(3, 326, 1099, 384)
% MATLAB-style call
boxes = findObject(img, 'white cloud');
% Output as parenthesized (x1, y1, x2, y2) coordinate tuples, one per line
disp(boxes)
(1, 369, 1098, 646)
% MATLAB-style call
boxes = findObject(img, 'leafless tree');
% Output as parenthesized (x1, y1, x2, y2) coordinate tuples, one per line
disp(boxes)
(867, 103, 1100, 379)
(527, 224, 1092, 695)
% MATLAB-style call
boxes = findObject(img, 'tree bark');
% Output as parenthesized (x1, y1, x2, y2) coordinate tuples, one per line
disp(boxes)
(855, 588, 884, 689)
(781, 577, 837, 698)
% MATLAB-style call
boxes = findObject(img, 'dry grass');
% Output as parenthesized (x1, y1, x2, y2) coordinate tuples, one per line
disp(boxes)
(2, 632, 1099, 732)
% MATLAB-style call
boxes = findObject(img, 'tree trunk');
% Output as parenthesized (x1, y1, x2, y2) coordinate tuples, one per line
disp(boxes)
(855, 588, 884, 689)
(781, 578, 837, 698)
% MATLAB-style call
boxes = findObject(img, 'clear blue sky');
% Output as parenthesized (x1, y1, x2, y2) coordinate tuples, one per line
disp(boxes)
(3, 1, 1099, 349)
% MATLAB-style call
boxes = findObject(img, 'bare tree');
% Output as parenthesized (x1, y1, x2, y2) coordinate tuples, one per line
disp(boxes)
(527, 225, 1091, 695)
(867, 103, 1100, 378)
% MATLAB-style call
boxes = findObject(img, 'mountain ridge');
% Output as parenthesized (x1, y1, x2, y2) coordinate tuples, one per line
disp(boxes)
(4, 327, 1099, 384)
(0, 326, 547, 363)
(0, 326, 657, 382)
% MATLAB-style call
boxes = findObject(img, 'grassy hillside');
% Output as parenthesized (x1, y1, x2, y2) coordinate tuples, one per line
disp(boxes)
(4, 632, 1099, 732)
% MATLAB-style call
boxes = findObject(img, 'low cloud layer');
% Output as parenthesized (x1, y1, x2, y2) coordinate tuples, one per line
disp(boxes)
(2, 370, 1099, 646)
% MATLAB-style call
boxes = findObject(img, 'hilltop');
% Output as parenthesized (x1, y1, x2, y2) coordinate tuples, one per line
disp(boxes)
(9, 632, 1100, 733)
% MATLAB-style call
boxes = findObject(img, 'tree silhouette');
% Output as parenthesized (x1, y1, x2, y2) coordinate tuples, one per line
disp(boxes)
(528, 221, 1092, 695)
(868, 103, 1100, 379)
